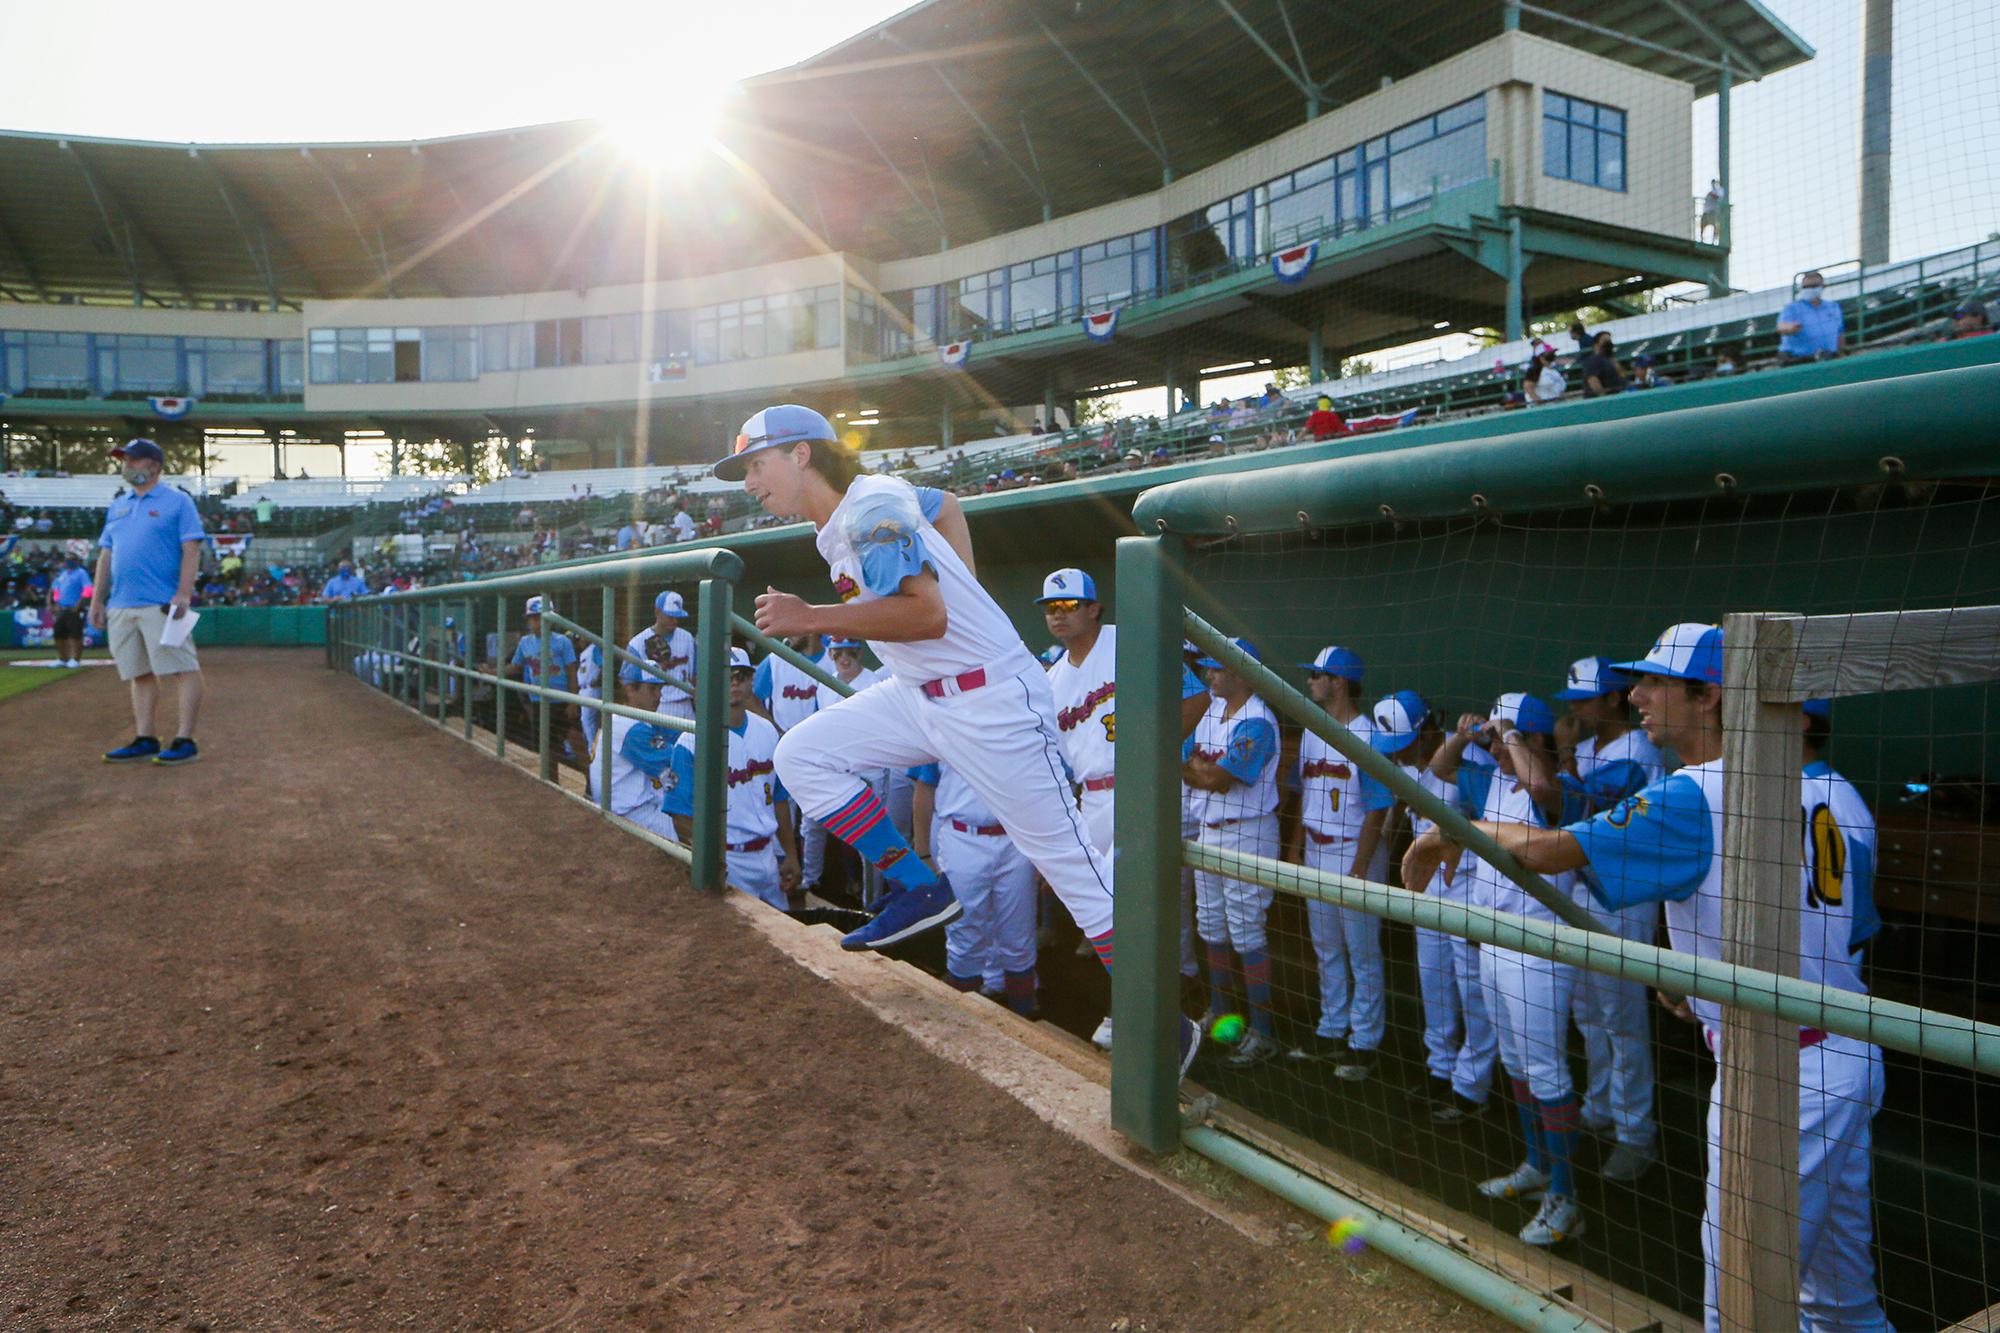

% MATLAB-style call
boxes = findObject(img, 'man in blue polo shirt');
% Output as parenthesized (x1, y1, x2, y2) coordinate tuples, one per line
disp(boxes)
(90, 439, 206, 765)
(506, 594, 578, 742)
(51, 552, 90, 668)
(1777, 270, 1844, 363)
(320, 560, 370, 601)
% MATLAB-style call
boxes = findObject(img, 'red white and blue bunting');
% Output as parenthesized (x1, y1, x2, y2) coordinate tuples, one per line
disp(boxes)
(149, 396, 197, 419)
(1271, 241, 1319, 285)
(1348, 407, 1420, 433)
(1081, 309, 1120, 344)
(938, 340, 971, 369)
(208, 534, 254, 560)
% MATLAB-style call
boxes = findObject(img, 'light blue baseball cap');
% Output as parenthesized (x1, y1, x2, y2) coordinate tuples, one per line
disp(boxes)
(826, 637, 865, 651)
(714, 404, 838, 481)
(1554, 655, 1631, 701)
(654, 589, 688, 618)
(1038, 567, 1098, 603)
(1492, 691, 1556, 737)
(1803, 698, 1832, 719)
(1612, 622, 1725, 686)
(1300, 645, 1364, 681)
(1195, 636, 1262, 671)
(1369, 690, 1430, 754)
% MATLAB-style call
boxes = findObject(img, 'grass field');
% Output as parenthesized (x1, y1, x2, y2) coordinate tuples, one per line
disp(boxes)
(0, 648, 105, 702)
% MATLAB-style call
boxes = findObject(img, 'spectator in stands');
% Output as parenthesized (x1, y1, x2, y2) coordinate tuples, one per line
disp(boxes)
(614, 515, 640, 551)
(670, 501, 697, 543)
(321, 560, 370, 601)
(1948, 303, 1993, 339)
(11, 509, 31, 532)
(642, 515, 668, 547)
(1305, 397, 1348, 440)
(1123, 451, 1145, 472)
(1711, 343, 1745, 377)
(1524, 345, 1567, 404)
(1258, 383, 1285, 412)
(1575, 332, 1628, 397)
(33, 511, 53, 535)
(1150, 445, 1173, 466)
(1567, 319, 1592, 354)
(1699, 178, 1724, 243)
(1630, 355, 1670, 389)
(1777, 271, 1844, 363)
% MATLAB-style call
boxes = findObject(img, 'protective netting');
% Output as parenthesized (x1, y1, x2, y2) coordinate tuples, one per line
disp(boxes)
(1161, 476, 2000, 1329)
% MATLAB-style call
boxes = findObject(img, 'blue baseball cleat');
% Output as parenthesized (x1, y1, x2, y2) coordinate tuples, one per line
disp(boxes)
(840, 876, 962, 952)
(103, 736, 162, 763)
(152, 738, 200, 766)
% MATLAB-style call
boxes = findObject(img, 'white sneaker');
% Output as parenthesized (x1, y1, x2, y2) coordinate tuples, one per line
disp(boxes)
(1223, 1029, 1278, 1068)
(1477, 1161, 1552, 1201)
(1519, 1193, 1584, 1246)
(1091, 1016, 1113, 1050)
(1601, 1141, 1658, 1182)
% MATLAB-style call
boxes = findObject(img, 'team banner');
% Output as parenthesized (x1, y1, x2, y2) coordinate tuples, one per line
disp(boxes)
(149, 396, 197, 419)
(1271, 241, 1318, 285)
(647, 358, 687, 382)
(209, 534, 254, 560)
(1081, 309, 1120, 344)
(1347, 407, 1421, 433)
(938, 340, 971, 369)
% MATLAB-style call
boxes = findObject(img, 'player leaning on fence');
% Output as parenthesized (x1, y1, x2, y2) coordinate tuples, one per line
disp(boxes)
(717, 403, 1203, 1079)
(1403, 623, 1889, 1332)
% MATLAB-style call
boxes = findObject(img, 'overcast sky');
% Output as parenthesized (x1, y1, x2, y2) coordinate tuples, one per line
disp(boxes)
(1, 1, 1993, 477)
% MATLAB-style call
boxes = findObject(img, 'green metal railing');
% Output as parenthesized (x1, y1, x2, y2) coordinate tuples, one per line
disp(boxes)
(325, 548, 742, 891)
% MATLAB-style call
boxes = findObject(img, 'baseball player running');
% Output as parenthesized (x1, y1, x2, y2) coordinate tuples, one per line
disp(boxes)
(717, 404, 1199, 1076)
(627, 590, 697, 720)
(910, 759, 1040, 1015)
(662, 646, 802, 910)
(1184, 636, 1283, 1069)
(587, 673, 683, 841)
(1040, 570, 1210, 1049)
(1554, 655, 1665, 1181)
(1371, 691, 1498, 1120)
(1286, 646, 1392, 1081)
(1429, 691, 1586, 1247)
(1404, 624, 1888, 1331)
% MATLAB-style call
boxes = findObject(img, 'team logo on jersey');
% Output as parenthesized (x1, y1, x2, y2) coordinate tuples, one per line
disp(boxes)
(1805, 803, 1845, 908)
(664, 766, 680, 792)
(1057, 682, 1115, 732)
(728, 757, 775, 788)
(1604, 793, 1647, 829)
(1300, 758, 1352, 781)
(832, 573, 860, 603)
(781, 683, 818, 700)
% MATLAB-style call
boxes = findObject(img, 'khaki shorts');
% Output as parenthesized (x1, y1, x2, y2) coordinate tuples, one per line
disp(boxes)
(108, 605, 201, 681)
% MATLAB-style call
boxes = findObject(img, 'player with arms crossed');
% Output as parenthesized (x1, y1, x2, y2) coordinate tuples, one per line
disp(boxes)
(1403, 625, 1888, 1331)
(717, 405, 1199, 1074)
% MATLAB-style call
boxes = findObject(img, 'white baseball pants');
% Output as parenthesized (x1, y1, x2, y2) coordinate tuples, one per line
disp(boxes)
(728, 844, 785, 910)
(774, 667, 1113, 939)
(936, 823, 1038, 980)
(1192, 814, 1279, 953)
(1574, 895, 1660, 1148)
(1700, 1034, 1888, 1333)
(1301, 836, 1389, 1048)
(1480, 943, 1577, 1103)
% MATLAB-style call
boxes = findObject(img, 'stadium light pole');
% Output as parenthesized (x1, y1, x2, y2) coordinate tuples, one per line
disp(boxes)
(1858, 0, 1894, 267)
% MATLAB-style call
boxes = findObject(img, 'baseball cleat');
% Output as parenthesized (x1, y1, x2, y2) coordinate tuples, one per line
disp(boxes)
(1223, 1029, 1277, 1069)
(1600, 1142, 1659, 1183)
(152, 738, 201, 766)
(840, 877, 961, 952)
(1091, 1016, 1113, 1050)
(1519, 1194, 1584, 1247)
(103, 736, 162, 763)
(1478, 1161, 1552, 1202)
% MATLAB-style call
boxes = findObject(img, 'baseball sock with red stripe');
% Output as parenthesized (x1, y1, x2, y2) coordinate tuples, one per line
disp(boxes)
(821, 785, 940, 891)
(1511, 1077, 1549, 1172)
(1539, 1093, 1580, 1197)
(1240, 948, 1275, 1037)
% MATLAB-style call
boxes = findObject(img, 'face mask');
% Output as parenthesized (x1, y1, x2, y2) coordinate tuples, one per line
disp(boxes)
(1801, 286, 1823, 302)
(1715, 360, 1737, 375)
(122, 466, 150, 486)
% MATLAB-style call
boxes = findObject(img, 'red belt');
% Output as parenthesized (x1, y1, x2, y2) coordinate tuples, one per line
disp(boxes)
(726, 835, 772, 853)
(1081, 775, 1116, 793)
(920, 667, 988, 699)
(1303, 826, 1350, 846)
(950, 819, 1006, 836)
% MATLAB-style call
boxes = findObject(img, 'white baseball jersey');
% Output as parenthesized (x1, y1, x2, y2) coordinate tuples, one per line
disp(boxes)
(577, 642, 603, 695)
(627, 624, 696, 707)
(1186, 694, 1280, 826)
(589, 714, 676, 817)
(762, 652, 827, 732)
(663, 714, 785, 845)
(1047, 624, 1117, 784)
(818, 664, 884, 710)
(815, 474, 1035, 685)
(1464, 766, 1576, 920)
(1297, 713, 1390, 843)
(1402, 764, 1459, 838)
(1801, 760, 1878, 951)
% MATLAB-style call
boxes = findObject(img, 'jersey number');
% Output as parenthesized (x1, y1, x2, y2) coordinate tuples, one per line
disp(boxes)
(1804, 803, 1844, 909)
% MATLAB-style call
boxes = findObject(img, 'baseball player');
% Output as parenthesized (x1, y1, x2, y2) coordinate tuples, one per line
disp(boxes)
(1371, 691, 1498, 1120)
(574, 638, 605, 759)
(1040, 571, 1210, 1049)
(1405, 624, 1888, 1330)
(1428, 691, 1586, 1248)
(818, 637, 901, 909)
(1803, 698, 1881, 954)
(716, 404, 1199, 1074)
(909, 759, 1039, 1015)
(626, 590, 697, 720)
(586, 673, 682, 841)
(1554, 655, 1665, 1180)
(440, 616, 466, 703)
(752, 632, 830, 892)
(1286, 646, 1392, 1081)
(506, 595, 577, 741)
(1184, 636, 1283, 1069)
(661, 646, 802, 910)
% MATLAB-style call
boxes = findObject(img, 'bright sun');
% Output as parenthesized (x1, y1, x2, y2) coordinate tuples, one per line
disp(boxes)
(604, 77, 733, 170)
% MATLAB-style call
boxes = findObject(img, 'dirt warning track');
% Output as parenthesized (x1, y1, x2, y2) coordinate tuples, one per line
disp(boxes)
(0, 650, 1485, 1331)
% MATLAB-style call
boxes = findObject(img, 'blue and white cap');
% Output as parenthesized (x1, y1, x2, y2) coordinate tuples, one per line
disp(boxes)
(1554, 655, 1631, 701)
(1300, 645, 1364, 681)
(1038, 567, 1099, 603)
(1040, 643, 1064, 664)
(1492, 691, 1556, 736)
(443, 616, 456, 628)
(655, 590, 688, 618)
(1613, 622, 1724, 686)
(1195, 636, 1262, 671)
(728, 646, 754, 670)
(826, 637, 865, 651)
(1370, 690, 1431, 754)
(524, 595, 547, 617)
(714, 404, 838, 481)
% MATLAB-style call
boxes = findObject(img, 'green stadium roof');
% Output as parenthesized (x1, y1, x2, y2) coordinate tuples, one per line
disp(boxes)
(0, 0, 1808, 308)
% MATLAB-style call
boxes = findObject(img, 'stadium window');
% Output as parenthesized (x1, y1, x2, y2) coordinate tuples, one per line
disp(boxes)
(507, 322, 532, 371)
(767, 292, 799, 355)
(1008, 255, 1066, 332)
(948, 269, 1003, 339)
(1543, 91, 1625, 191)
(421, 327, 476, 381)
(656, 309, 691, 358)
(1080, 232, 1151, 313)
(534, 320, 560, 369)
(912, 286, 937, 348)
(1383, 96, 1488, 214)
(480, 324, 511, 374)
(742, 297, 768, 359)
(608, 312, 639, 363)
(277, 340, 304, 392)
(366, 328, 395, 383)
(103, 334, 180, 394)
(23, 331, 89, 389)
(197, 337, 268, 394)
(846, 286, 883, 359)
(2, 331, 23, 392)
(814, 285, 841, 349)
(1259, 158, 1336, 252)
(692, 308, 718, 364)
(717, 301, 743, 361)
(393, 328, 422, 383)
